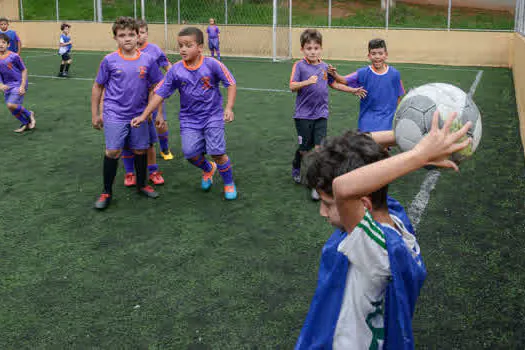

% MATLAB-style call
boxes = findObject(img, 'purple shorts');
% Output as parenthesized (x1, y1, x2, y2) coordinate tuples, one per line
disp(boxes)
(181, 126, 226, 159)
(104, 121, 150, 151)
(4, 89, 24, 104)
(208, 38, 220, 50)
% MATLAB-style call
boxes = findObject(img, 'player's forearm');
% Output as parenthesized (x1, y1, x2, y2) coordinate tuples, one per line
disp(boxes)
(333, 148, 427, 202)
(331, 72, 347, 85)
(141, 94, 164, 119)
(368, 131, 396, 148)
(330, 82, 355, 93)
(290, 81, 311, 92)
(20, 69, 27, 87)
(91, 84, 103, 118)
(225, 85, 236, 110)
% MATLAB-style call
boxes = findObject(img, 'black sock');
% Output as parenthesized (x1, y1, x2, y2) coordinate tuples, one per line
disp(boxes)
(103, 156, 119, 195)
(292, 149, 302, 169)
(59, 64, 65, 73)
(65, 64, 70, 72)
(134, 153, 148, 189)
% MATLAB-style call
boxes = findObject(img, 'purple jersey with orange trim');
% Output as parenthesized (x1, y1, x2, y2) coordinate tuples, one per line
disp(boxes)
(155, 56, 236, 129)
(0, 52, 26, 89)
(139, 42, 170, 70)
(290, 59, 335, 120)
(346, 65, 405, 132)
(206, 25, 220, 39)
(96, 50, 163, 123)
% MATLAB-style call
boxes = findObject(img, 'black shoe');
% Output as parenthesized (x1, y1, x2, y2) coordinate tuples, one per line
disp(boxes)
(58, 72, 64, 77)
(94, 193, 112, 210)
(138, 185, 159, 199)
(63, 72, 69, 77)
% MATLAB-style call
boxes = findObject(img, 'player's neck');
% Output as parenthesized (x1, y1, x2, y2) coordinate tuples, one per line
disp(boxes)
(119, 47, 138, 58)
(185, 55, 202, 67)
(305, 57, 321, 65)
(371, 63, 387, 74)
(0, 50, 8, 57)
(370, 208, 394, 226)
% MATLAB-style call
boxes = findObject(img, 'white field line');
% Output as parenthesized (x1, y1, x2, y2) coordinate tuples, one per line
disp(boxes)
(407, 70, 483, 231)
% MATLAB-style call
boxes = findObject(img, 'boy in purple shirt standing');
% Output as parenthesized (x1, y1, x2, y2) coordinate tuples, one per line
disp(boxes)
(132, 27, 238, 200)
(206, 18, 220, 60)
(0, 33, 35, 133)
(120, 19, 173, 189)
(289, 29, 366, 200)
(91, 17, 164, 210)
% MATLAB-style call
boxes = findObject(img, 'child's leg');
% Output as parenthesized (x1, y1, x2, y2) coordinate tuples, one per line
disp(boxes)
(121, 149, 135, 174)
(207, 127, 237, 199)
(59, 60, 66, 75)
(6, 91, 34, 131)
(146, 116, 164, 184)
(129, 122, 159, 198)
(216, 43, 221, 60)
(103, 149, 121, 195)
(65, 58, 72, 74)
(157, 102, 173, 159)
(7, 102, 30, 125)
(292, 119, 314, 183)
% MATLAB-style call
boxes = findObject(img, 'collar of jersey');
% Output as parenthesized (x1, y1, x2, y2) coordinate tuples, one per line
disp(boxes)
(117, 49, 141, 61)
(138, 42, 149, 51)
(183, 55, 204, 70)
(0, 51, 12, 60)
(303, 57, 322, 65)
(369, 64, 389, 76)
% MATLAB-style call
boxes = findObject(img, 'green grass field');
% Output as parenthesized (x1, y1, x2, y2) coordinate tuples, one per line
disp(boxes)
(0, 49, 524, 348)
(19, 0, 515, 30)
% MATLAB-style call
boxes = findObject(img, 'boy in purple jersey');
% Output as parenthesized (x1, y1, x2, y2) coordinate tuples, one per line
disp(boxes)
(332, 39, 405, 132)
(0, 18, 21, 54)
(206, 18, 220, 60)
(290, 29, 366, 200)
(91, 17, 164, 210)
(121, 19, 174, 189)
(0, 33, 36, 133)
(132, 27, 238, 200)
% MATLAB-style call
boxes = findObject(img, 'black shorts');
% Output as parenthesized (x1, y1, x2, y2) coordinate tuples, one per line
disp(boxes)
(61, 53, 71, 61)
(294, 118, 327, 152)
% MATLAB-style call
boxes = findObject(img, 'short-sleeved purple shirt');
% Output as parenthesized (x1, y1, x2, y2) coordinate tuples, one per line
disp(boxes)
(290, 58, 335, 120)
(139, 42, 170, 70)
(0, 52, 26, 89)
(206, 25, 220, 39)
(95, 50, 163, 123)
(155, 56, 236, 129)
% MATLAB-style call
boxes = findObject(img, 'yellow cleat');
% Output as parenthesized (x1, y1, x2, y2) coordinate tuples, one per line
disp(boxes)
(160, 150, 174, 161)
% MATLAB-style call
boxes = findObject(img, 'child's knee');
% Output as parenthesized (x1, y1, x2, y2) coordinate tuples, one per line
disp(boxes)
(132, 149, 147, 155)
(6, 103, 17, 111)
(188, 155, 200, 162)
(156, 123, 168, 134)
(211, 154, 228, 164)
(67, 59, 72, 64)
(105, 149, 122, 159)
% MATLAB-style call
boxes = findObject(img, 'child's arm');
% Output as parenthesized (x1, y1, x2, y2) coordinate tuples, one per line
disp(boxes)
(19, 68, 27, 95)
(329, 82, 367, 98)
(290, 75, 317, 92)
(91, 83, 104, 129)
(224, 84, 236, 123)
(327, 65, 347, 85)
(333, 112, 472, 233)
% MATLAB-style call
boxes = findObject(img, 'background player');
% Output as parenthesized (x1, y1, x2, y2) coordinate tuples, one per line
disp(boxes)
(0, 18, 21, 54)
(206, 18, 220, 60)
(58, 23, 73, 77)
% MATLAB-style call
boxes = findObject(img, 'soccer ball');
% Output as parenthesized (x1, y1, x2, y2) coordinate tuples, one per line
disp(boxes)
(393, 83, 482, 163)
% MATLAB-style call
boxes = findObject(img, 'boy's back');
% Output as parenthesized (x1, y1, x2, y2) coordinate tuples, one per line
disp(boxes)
(347, 65, 404, 132)
(291, 58, 334, 120)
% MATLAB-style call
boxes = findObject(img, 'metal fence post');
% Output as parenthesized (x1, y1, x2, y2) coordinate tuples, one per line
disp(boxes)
(447, 0, 452, 30)
(134, 0, 137, 19)
(19, 0, 24, 21)
(328, 0, 332, 27)
(178, 0, 181, 24)
(386, 0, 390, 29)
(141, 0, 145, 20)
(97, 0, 103, 22)
(56, 0, 59, 22)
(225, 0, 228, 25)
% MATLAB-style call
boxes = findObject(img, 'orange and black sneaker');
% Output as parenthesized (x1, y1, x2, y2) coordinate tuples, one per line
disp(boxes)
(138, 185, 159, 199)
(149, 171, 165, 185)
(124, 173, 136, 187)
(94, 193, 111, 210)
(201, 161, 217, 191)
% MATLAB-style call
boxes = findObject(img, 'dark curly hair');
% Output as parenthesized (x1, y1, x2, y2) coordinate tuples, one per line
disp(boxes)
(300, 29, 322, 48)
(112, 16, 139, 36)
(368, 38, 387, 52)
(60, 23, 70, 31)
(306, 131, 390, 209)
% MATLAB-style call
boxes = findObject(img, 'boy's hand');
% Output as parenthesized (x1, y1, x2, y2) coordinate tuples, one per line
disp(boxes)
(155, 115, 166, 129)
(327, 64, 337, 76)
(224, 108, 234, 123)
(0, 84, 8, 92)
(413, 111, 472, 171)
(307, 75, 318, 85)
(351, 87, 367, 99)
(19, 86, 26, 95)
(131, 115, 147, 128)
(92, 115, 103, 130)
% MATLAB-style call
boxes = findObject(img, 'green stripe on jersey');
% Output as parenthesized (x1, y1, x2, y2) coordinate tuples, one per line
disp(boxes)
(363, 211, 386, 241)
(357, 222, 387, 250)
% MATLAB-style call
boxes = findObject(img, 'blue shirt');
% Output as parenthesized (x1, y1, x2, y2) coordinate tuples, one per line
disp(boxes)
(59, 34, 72, 53)
(0, 30, 20, 53)
(346, 65, 404, 132)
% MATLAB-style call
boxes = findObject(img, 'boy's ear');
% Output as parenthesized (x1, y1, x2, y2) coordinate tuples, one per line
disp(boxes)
(360, 196, 373, 212)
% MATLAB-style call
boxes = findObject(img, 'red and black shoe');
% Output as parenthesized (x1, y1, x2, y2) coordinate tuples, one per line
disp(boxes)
(94, 193, 112, 210)
(138, 185, 159, 199)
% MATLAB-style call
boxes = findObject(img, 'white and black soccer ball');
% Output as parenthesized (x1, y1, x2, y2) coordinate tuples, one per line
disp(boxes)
(393, 83, 482, 162)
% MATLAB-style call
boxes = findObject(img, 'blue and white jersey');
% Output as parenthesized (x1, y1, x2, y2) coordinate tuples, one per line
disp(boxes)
(346, 65, 405, 132)
(58, 34, 72, 55)
(0, 30, 20, 53)
(295, 197, 426, 350)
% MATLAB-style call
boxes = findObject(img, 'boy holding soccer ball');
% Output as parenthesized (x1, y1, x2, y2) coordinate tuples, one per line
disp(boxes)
(295, 111, 472, 349)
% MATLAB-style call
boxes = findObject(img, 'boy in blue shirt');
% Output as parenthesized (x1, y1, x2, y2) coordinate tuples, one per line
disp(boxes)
(296, 112, 472, 349)
(58, 23, 73, 77)
(333, 39, 404, 132)
(0, 18, 21, 54)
